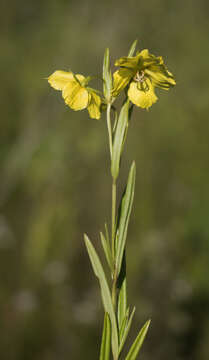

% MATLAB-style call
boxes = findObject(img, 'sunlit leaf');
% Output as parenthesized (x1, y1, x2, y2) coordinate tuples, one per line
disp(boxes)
(99, 313, 111, 360)
(111, 100, 129, 180)
(115, 162, 136, 275)
(128, 40, 138, 57)
(100, 231, 113, 272)
(117, 255, 127, 329)
(119, 307, 136, 354)
(119, 308, 129, 342)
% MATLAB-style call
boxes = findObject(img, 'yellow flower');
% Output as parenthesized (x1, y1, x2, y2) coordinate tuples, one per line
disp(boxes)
(112, 49, 176, 109)
(48, 70, 101, 119)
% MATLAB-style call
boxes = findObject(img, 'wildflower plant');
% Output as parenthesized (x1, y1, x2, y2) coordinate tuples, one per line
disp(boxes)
(47, 40, 176, 360)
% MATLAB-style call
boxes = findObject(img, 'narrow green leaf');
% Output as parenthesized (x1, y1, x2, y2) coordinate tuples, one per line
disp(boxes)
(111, 100, 129, 180)
(125, 320, 151, 360)
(119, 307, 136, 354)
(100, 231, 113, 272)
(119, 308, 129, 342)
(128, 40, 138, 57)
(117, 254, 127, 330)
(105, 223, 110, 244)
(113, 109, 118, 134)
(99, 313, 111, 360)
(118, 277, 127, 329)
(115, 162, 136, 275)
(84, 234, 119, 358)
(103, 48, 112, 101)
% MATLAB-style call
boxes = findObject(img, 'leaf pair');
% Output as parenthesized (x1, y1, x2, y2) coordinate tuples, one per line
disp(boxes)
(99, 309, 150, 360)
(84, 235, 119, 359)
(125, 320, 150, 360)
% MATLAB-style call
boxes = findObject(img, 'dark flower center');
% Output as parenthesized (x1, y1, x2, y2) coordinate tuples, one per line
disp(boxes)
(134, 71, 145, 83)
(133, 71, 150, 92)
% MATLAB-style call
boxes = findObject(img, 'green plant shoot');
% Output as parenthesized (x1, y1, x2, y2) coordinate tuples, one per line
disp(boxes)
(47, 39, 176, 360)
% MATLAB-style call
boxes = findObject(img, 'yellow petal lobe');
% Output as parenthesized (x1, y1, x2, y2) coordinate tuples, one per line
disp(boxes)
(145, 67, 176, 90)
(128, 80, 158, 109)
(48, 70, 74, 90)
(112, 68, 134, 97)
(115, 54, 140, 69)
(74, 74, 86, 85)
(62, 81, 89, 111)
(87, 91, 101, 120)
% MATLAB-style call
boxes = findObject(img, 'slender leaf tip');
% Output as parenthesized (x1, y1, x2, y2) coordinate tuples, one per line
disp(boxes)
(128, 40, 138, 57)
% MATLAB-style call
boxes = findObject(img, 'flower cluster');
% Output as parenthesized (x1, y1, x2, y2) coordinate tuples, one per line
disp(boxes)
(47, 42, 176, 118)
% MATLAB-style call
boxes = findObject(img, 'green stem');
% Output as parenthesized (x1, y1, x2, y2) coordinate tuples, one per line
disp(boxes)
(111, 179, 117, 313)
(111, 271, 117, 311)
(106, 102, 119, 359)
(106, 103, 112, 159)
(112, 179, 116, 258)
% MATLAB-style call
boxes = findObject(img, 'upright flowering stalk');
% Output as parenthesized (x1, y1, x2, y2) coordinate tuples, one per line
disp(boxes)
(47, 40, 176, 360)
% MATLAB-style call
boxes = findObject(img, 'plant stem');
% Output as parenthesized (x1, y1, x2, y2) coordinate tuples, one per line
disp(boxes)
(111, 179, 117, 313)
(107, 103, 112, 159)
(112, 179, 116, 258)
(106, 102, 119, 359)
(112, 270, 117, 309)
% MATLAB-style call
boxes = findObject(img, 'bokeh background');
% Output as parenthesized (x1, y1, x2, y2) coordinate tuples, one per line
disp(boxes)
(1, 1, 209, 359)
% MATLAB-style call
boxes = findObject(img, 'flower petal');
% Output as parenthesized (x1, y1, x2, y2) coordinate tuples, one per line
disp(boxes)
(87, 91, 101, 119)
(136, 49, 159, 69)
(115, 54, 140, 69)
(138, 51, 176, 90)
(140, 49, 149, 58)
(145, 66, 176, 90)
(128, 80, 158, 109)
(74, 74, 86, 85)
(62, 81, 89, 110)
(112, 68, 134, 97)
(48, 70, 74, 90)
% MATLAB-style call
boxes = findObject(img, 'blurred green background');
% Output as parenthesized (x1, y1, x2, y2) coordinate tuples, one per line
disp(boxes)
(1, 1, 209, 359)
